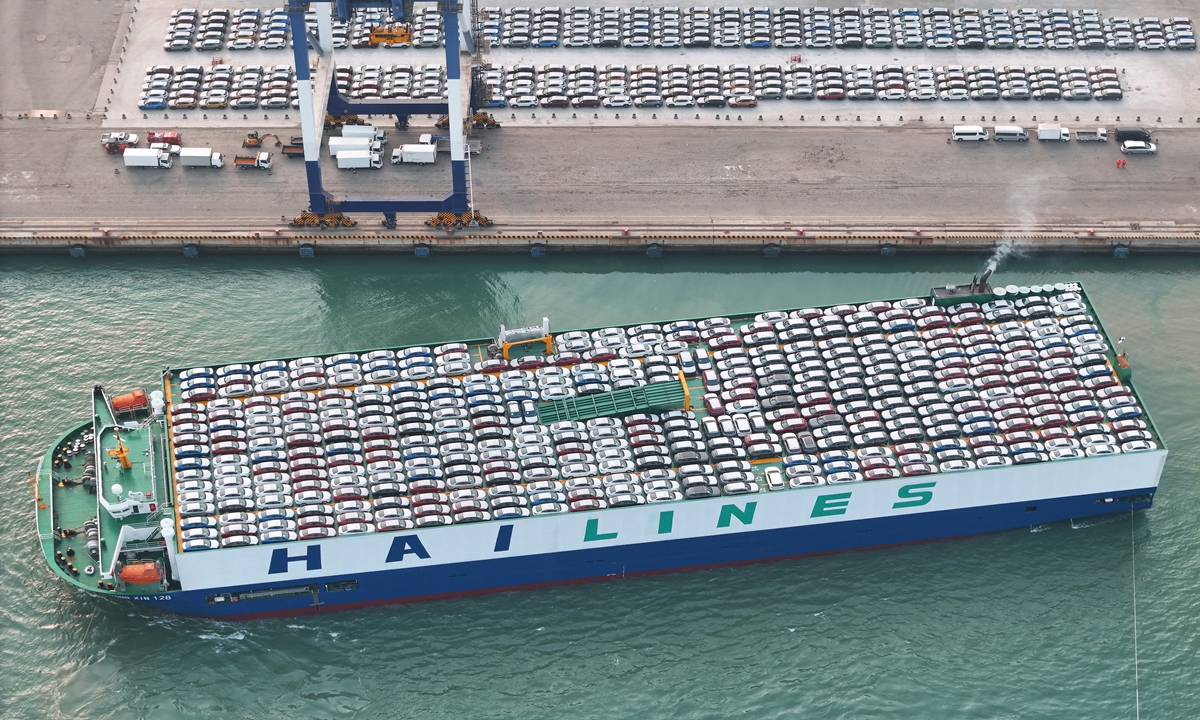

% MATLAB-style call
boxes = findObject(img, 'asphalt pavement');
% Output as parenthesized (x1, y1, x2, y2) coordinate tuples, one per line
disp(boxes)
(2, 122, 1197, 230)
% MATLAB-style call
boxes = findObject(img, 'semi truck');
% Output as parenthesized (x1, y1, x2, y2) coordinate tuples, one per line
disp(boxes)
(234, 152, 272, 170)
(335, 150, 384, 169)
(1036, 123, 1070, 141)
(390, 144, 438, 165)
(328, 137, 381, 156)
(341, 125, 387, 142)
(122, 148, 173, 169)
(179, 148, 224, 168)
(1075, 128, 1108, 142)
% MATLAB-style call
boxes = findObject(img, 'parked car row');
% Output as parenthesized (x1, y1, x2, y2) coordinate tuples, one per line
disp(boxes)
(470, 5, 1193, 51)
(139, 63, 300, 110)
(335, 63, 446, 100)
(164, 7, 292, 51)
(479, 62, 1120, 107)
(1125, 15, 1196, 50)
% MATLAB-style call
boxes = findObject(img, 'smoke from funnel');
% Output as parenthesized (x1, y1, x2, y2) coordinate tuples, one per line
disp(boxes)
(983, 243, 1014, 278)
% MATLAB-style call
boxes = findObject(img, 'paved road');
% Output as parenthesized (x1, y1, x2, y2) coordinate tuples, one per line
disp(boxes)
(3, 122, 1198, 229)
(0, 0, 123, 114)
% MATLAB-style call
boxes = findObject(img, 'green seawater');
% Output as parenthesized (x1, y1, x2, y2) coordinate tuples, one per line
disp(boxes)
(2, 253, 1199, 720)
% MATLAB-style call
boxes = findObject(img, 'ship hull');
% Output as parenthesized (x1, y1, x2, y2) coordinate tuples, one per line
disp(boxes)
(125, 449, 1162, 619)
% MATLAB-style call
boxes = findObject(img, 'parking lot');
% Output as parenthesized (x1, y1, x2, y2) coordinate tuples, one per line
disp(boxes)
(85, 0, 1200, 130)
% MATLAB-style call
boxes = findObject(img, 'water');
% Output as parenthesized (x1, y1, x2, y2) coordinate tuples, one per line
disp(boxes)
(3, 252, 1200, 719)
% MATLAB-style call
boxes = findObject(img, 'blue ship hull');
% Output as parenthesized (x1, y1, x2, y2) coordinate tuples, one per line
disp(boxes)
(129, 486, 1154, 620)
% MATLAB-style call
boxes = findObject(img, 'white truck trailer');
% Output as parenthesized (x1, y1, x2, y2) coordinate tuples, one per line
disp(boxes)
(341, 125, 387, 142)
(122, 148, 173, 169)
(179, 148, 224, 168)
(335, 150, 383, 169)
(1037, 123, 1071, 141)
(328, 137, 382, 156)
(390, 144, 438, 165)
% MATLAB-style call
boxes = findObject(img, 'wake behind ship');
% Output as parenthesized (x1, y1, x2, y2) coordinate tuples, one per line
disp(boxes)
(33, 277, 1166, 619)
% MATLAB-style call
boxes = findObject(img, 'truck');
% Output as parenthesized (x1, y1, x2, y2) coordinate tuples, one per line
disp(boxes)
(234, 152, 272, 170)
(281, 145, 305, 158)
(101, 132, 139, 154)
(1036, 123, 1070, 142)
(146, 131, 182, 145)
(101, 132, 138, 146)
(179, 147, 224, 168)
(1075, 128, 1108, 142)
(335, 150, 383, 169)
(341, 125, 387, 142)
(328, 137, 381, 156)
(122, 148, 172, 169)
(391, 144, 438, 165)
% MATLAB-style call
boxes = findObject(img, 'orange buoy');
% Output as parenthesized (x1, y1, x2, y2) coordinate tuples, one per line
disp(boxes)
(118, 562, 163, 584)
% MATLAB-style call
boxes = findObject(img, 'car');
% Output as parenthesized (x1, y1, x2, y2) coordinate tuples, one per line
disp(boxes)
(1120, 141, 1157, 154)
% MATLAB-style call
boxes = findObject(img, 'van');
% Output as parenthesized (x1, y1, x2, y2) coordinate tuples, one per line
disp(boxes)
(993, 125, 1029, 141)
(951, 125, 989, 141)
(1115, 126, 1151, 142)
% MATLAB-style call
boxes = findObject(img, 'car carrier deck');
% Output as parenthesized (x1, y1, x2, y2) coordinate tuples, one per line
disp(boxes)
(34, 278, 1167, 618)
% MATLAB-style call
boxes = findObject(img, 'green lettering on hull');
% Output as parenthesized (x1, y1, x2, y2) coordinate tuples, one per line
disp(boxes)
(658, 511, 674, 534)
(717, 502, 757, 528)
(584, 518, 618, 542)
(893, 482, 937, 509)
(811, 492, 852, 517)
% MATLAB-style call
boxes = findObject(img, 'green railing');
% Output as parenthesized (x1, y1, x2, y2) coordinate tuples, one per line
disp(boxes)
(537, 379, 687, 425)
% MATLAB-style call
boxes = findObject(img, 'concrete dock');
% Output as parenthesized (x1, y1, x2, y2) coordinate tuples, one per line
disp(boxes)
(4, 0, 1200, 254)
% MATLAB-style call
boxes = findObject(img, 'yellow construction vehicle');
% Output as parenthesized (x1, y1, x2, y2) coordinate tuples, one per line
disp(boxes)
(369, 23, 413, 46)
(242, 132, 282, 148)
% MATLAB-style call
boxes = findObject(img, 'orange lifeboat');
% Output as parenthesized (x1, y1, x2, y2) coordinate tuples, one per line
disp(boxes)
(118, 562, 163, 584)
(112, 389, 149, 413)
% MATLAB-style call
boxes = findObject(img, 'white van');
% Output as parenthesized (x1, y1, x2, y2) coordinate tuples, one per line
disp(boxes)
(951, 125, 989, 141)
(993, 125, 1029, 142)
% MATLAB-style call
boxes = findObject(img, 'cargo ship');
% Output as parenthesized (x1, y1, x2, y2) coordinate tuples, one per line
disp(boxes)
(33, 276, 1166, 619)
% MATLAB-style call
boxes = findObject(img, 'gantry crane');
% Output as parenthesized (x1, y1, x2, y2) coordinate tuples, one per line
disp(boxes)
(285, 0, 482, 228)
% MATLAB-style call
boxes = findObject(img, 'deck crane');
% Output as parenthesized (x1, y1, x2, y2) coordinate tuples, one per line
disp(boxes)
(285, 0, 486, 229)
(108, 429, 132, 471)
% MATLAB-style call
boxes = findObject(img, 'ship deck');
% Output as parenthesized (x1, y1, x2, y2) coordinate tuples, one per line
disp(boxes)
(37, 389, 174, 595)
(152, 281, 1164, 556)
(38, 279, 1166, 583)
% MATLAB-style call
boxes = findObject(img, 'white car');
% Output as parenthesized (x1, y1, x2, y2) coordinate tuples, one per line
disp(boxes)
(1120, 141, 1157, 154)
